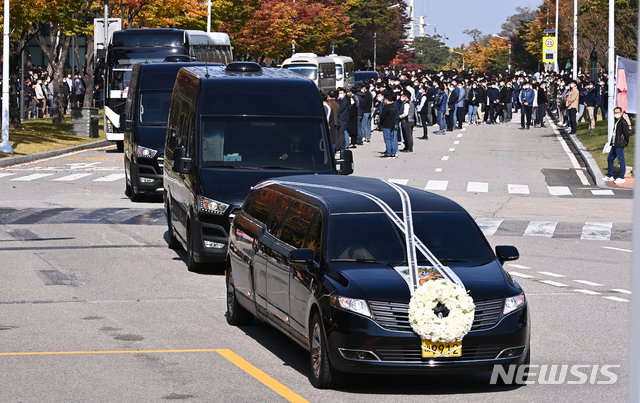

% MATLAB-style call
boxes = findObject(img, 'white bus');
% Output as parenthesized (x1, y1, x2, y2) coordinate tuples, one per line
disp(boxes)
(281, 53, 336, 92)
(327, 54, 355, 89)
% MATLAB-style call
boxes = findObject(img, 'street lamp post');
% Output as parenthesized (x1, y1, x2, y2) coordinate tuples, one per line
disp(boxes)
(494, 34, 511, 74)
(1, 0, 14, 153)
(449, 49, 465, 71)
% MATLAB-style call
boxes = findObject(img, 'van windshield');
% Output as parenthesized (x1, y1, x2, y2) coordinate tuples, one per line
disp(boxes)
(139, 90, 172, 125)
(200, 116, 332, 171)
(283, 65, 317, 80)
(328, 212, 493, 265)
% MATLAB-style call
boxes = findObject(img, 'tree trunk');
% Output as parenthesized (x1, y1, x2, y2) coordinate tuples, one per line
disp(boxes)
(82, 36, 95, 108)
(33, 24, 71, 123)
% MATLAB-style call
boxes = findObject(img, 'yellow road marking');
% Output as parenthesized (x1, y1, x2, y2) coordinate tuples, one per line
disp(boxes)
(516, 203, 535, 205)
(595, 210, 622, 214)
(0, 348, 309, 403)
(552, 206, 575, 209)
(453, 197, 469, 200)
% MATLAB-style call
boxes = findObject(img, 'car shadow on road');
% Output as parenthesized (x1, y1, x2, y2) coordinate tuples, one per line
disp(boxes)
(235, 318, 525, 394)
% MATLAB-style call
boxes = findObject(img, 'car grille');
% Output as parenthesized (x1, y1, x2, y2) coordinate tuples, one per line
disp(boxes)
(375, 345, 502, 362)
(369, 297, 504, 333)
(157, 154, 164, 170)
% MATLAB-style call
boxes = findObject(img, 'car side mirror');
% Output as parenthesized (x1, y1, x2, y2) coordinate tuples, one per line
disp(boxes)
(172, 146, 191, 174)
(120, 112, 132, 131)
(335, 149, 354, 175)
(496, 245, 519, 265)
(289, 248, 314, 264)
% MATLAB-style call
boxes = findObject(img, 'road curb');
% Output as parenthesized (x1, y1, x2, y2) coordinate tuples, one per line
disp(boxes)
(0, 139, 113, 167)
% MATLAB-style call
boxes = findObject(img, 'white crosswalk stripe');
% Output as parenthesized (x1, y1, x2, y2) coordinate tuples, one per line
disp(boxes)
(611, 289, 632, 294)
(441, 156, 450, 161)
(573, 280, 603, 286)
(0, 173, 15, 178)
(509, 272, 534, 279)
(467, 182, 489, 193)
(548, 186, 572, 196)
(93, 174, 126, 182)
(508, 184, 530, 194)
(591, 189, 615, 195)
(581, 222, 613, 241)
(575, 289, 602, 295)
(11, 173, 54, 181)
(524, 221, 558, 238)
(539, 280, 569, 287)
(53, 173, 94, 181)
(425, 180, 449, 191)
(604, 296, 629, 302)
(475, 218, 503, 236)
(538, 271, 565, 278)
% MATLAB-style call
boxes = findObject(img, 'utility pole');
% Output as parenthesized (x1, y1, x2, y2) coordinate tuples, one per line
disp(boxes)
(573, 0, 578, 79)
(0, 0, 13, 153)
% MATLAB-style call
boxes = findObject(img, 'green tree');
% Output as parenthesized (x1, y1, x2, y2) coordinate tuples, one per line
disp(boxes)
(411, 35, 449, 71)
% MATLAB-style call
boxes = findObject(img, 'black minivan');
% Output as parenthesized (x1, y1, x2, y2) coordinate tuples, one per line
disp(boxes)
(164, 62, 353, 271)
(227, 175, 530, 389)
(122, 60, 218, 201)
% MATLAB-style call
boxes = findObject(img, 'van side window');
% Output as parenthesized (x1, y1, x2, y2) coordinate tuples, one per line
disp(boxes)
(247, 188, 280, 224)
(268, 195, 291, 237)
(305, 213, 323, 261)
(279, 201, 317, 249)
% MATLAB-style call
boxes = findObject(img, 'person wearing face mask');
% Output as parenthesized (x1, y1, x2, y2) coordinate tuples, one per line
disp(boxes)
(417, 86, 429, 139)
(455, 83, 466, 129)
(466, 82, 480, 125)
(584, 81, 597, 130)
(565, 81, 580, 134)
(446, 83, 457, 131)
(518, 82, 535, 130)
(337, 87, 351, 150)
(487, 82, 500, 124)
(399, 90, 415, 152)
(596, 79, 609, 120)
(604, 107, 631, 184)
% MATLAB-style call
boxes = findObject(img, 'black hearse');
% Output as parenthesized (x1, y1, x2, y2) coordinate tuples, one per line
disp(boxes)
(164, 62, 353, 271)
(227, 175, 529, 389)
(122, 60, 219, 201)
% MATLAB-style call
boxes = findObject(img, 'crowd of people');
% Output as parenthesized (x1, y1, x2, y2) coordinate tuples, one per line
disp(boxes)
(16, 67, 100, 120)
(321, 66, 615, 159)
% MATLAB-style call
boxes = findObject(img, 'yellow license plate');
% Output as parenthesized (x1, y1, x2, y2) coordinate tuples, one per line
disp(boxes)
(421, 339, 462, 357)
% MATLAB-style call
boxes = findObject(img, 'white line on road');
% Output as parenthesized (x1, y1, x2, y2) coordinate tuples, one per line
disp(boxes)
(603, 246, 633, 253)
(467, 182, 489, 192)
(0, 173, 15, 178)
(548, 186, 572, 196)
(508, 184, 530, 194)
(612, 289, 632, 294)
(453, 141, 460, 145)
(538, 271, 565, 278)
(435, 168, 443, 172)
(575, 169, 591, 186)
(507, 264, 531, 269)
(475, 218, 503, 235)
(457, 133, 464, 138)
(441, 156, 450, 161)
(11, 173, 54, 181)
(604, 296, 630, 302)
(552, 125, 590, 185)
(509, 272, 535, 279)
(581, 222, 613, 241)
(388, 179, 409, 185)
(591, 189, 615, 195)
(539, 280, 569, 287)
(524, 221, 558, 238)
(53, 173, 94, 181)
(425, 180, 449, 191)
(449, 148, 455, 152)
(93, 174, 126, 182)
(575, 289, 602, 295)
(573, 280, 603, 286)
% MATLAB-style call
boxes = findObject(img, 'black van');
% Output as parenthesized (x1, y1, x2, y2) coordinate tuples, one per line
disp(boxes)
(122, 61, 220, 201)
(164, 62, 354, 271)
(227, 175, 529, 389)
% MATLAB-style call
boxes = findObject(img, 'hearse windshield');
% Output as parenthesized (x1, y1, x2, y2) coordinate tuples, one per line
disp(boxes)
(139, 90, 172, 125)
(283, 65, 317, 80)
(328, 212, 493, 265)
(200, 116, 332, 171)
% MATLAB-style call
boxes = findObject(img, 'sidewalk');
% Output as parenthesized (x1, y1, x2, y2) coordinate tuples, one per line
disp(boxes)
(0, 139, 111, 167)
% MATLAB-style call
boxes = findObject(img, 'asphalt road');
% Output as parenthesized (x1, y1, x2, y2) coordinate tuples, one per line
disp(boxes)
(0, 114, 632, 402)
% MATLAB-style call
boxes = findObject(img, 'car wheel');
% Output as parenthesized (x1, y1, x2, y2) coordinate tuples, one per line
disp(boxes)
(226, 265, 253, 325)
(165, 201, 181, 250)
(186, 225, 201, 272)
(116, 140, 124, 152)
(124, 173, 132, 197)
(309, 313, 344, 389)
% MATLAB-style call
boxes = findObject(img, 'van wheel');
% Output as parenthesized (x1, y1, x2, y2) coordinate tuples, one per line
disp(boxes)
(186, 225, 201, 272)
(116, 141, 124, 152)
(226, 265, 253, 325)
(124, 179, 132, 197)
(165, 201, 181, 250)
(309, 313, 344, 389)
(131, 190, 145, 202)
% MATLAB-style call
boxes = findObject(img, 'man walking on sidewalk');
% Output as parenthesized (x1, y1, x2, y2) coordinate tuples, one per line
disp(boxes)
(604, 107, 631, 184)
(519, 82, 534, 130)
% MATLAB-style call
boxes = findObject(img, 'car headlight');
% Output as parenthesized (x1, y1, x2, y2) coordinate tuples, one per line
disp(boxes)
(198, 196, 229, 215)
(503, 293, 526, 315)
(331, 295, 371, 318)
(136, 146, 157, 158)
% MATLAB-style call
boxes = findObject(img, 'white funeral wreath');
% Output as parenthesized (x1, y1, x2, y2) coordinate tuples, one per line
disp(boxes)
(408, 279, 475, 343)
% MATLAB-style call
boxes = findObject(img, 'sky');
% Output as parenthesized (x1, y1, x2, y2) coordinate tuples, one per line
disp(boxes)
(411, 0, 539, 48)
